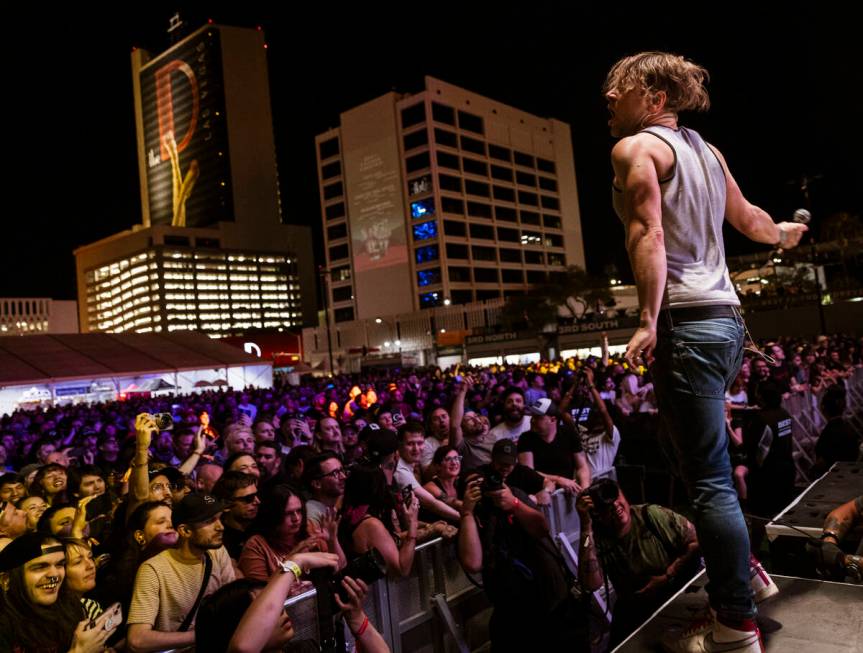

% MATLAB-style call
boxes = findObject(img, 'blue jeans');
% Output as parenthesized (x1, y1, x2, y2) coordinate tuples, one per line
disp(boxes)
(651, 313, 755, 621)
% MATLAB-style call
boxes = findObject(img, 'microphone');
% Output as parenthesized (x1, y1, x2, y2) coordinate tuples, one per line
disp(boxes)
(792, 208, 811, 224)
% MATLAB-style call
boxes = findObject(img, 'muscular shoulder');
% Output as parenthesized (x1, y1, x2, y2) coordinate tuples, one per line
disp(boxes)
(611, 133, 673, 168)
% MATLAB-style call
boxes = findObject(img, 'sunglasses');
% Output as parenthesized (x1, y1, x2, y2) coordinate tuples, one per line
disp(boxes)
(233, 492, 259, 504)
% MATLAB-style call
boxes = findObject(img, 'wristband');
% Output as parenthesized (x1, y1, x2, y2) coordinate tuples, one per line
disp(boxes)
(352, 615, 370, 638)
(511, 498, 520, 512)
(820, 530, 840, 542)
(279, 559, 303, 582)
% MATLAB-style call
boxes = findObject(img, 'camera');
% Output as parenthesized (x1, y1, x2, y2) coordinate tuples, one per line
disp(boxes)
(482, 470, 504, 493)
(400, 484, 414, 506)
(149, 413, 173, 430)
(586, 478, 620, 516)
(310, 547, 388, 606)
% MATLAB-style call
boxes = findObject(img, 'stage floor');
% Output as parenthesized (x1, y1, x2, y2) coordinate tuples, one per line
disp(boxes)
(614, 572, 863, 652)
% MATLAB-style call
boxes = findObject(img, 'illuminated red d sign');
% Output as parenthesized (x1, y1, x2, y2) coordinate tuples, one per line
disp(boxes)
(155, 59, 199, 161)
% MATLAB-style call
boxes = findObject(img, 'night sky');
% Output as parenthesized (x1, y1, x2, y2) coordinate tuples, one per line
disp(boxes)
(4, 1, 860, 302)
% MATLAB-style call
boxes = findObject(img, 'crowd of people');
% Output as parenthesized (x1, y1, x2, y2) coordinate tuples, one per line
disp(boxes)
(0, 333, 860, 652)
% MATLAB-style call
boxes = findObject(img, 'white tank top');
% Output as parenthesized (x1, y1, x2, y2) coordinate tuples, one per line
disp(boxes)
(612, 125, 739, 308)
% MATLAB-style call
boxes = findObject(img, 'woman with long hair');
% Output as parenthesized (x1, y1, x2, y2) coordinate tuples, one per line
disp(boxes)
(339, 465, 419, 577)
(30, 463, 71, 507)
(423, 446, 463, 512)
(0, 532, 120, 652)
(239, 484, 343, 581)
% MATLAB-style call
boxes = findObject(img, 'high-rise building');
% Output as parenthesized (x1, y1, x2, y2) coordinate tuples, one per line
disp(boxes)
(75, 23, 315, 336)
(315, 76, 585, 323)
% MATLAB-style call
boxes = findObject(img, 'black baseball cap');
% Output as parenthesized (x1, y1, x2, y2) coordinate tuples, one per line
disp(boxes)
(0, 532, 64, 571)
(491, 439, 518, 465)
(171, 494, 227, 529)
(361, 425, 398, 461)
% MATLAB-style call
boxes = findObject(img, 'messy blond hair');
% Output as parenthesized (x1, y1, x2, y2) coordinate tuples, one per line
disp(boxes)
(604, 51, 710, 113)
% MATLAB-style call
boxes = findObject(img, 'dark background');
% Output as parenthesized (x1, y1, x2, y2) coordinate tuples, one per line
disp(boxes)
(4, 1, 860, 300)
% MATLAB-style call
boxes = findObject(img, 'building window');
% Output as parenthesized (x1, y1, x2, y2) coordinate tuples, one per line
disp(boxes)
(411, 198, 436, 219)
(520, 210, 541, 225)
(499, 248, 522, 263)
(541, 195, 560, 211)
(474, 267, 499, 283)
(438, 174, 462, 193)
(451, 289, 474, 304)
(413, 221, 438, 241)
(516, 171, 537, 187)
(323, 182, 343, 200)
(437, 151, 460, 170)
(469, 223, 494, 240)
(432, 102, 456, 125)
(524, 251, 544, 265)
(460, 135, 486, 156)
(164, 235, 190, 246)
(403, 129, 429, 151)
(331, 266, 351, 282)
(329, 244, 349, 261)
(543, 214, 562, 229)
(493, 185, 515, 202)
(420, 291, 444, 307)
(327, 223, 348, 241)
(326, 202, 346, 220)
(441, 197, 465, 215)
(518, 190, 538, 206)
(401, 102, 426, 129)
(415, 244, 440, 264)
(548, 253, 566, 266)
(444, 220, 467, 237)
(521, 231, 542, 246)
(449, 266, 471, 283)
(502, 268, 524, 284)
(464, 179, 490, 197)
(334, 306, 354, 322)
(545, 234, 564, 248)
(196, 237, 220, 248)
(526, 270, 547, 284)
(332, 286, 353, 302)
(497, 227, 519, 242)
(446, 243, 469, 259)
(417, 268, 442, 287)
(321, 160, 341, 180)
(467, 201, 492, 219)
(435, 128, 458, 148)
(408, 174, 432, 196)
(462, 158, 488, 177)
(476, 289, 501, 301)
(496, 205, 517, 222)
(458, 110, 484, 134)
(537, 157, 556, 173)
(405, 152, 430, 173)
(472, 245, 496, 262)
(319, 137, 339, 160)
(489, 144, 512, 162)
(538, 176, 558, 192)
(491, 164, 513, 182)
(514, 151, 535, 168)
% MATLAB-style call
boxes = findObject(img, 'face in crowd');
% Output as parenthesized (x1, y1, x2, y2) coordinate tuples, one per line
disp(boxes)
(229, 484, 261, 523)
(310, 458, 346, 501)
(20, 497, 47, 531)
(133, 504, 176, 548)
(229, 455, 261, 479)
(399, 430, 425, 466)
(23, 540, 66, 606)
(428, 408, 449, 440)
(503, 393, 525, 424)
(316, 418, 342, 451)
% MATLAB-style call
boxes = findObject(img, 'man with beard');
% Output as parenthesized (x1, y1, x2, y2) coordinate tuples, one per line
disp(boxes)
(127, 493, 235, 652)
(420, 406, 451, 468)
(450, 377, 502, 471)
(488, 387, 532, 443)
(254, 440, 282, 481)
(212, 472, 261, 560)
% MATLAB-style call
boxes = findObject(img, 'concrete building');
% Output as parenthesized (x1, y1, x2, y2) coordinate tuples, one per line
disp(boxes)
(75, 24, 314, 337)
(315, 76, 586, 324)
(0, 299, 79, 335)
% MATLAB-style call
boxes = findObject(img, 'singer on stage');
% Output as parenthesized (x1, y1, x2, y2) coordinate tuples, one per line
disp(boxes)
(604, 52, 807, 652)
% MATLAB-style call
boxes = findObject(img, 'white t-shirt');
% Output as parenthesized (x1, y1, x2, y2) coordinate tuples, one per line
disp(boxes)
(420, 436, 445, 468)
(394, 457, 421, 490)
(579, 425, 621, 478)
(488, 415, 532, 443)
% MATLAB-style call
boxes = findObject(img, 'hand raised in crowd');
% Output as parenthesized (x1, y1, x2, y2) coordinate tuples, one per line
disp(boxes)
(575, 491, 594, 526)
(289, 418, 313, 446)
(289, 536, 328, 557)
(71, 494, 100, 539)
(308, 507, 340, 544)
(400, 493, 420, 524)
(334, 576, 372, 631)
(461, 476, 483, 516)
(193, 425, 208, 456)
(134, 413, 158, 449)
(289, 551, 340, 574)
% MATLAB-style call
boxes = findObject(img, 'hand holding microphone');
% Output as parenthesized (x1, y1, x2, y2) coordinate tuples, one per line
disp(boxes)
(774, 208, 810, 250)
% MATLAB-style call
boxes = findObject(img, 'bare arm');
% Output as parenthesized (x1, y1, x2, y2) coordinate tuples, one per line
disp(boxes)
(449, 379, 471, 449)
(575, 494, 604, 592)
(178, 426, 207, 475)
(127, 624, 195, 653)
(128, 414, 156, 518)
(822, 497, 862, 544)
(574, 452, 591, 490)
(611, 136, 667, 366)
(457, 480, 483, 574)
(413, 480, 460, 521)
(709, 145, 807, 247)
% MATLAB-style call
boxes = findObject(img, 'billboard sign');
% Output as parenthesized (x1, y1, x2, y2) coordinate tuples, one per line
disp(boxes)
(139, 28, 233, 227)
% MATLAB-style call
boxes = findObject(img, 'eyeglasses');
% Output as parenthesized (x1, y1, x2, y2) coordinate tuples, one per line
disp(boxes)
(150, 482, 185, 493)
(443, 455, 463, 464)
(316, 467, 347, 480)
(233, 492, 259, 504)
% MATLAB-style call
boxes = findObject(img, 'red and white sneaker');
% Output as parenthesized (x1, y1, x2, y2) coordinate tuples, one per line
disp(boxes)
(662, 617, 764, 653)
(750, 554, 779, 604)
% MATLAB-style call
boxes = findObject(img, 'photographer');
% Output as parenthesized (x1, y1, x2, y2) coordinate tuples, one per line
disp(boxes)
(458, 472, 587, 651)
(576, 479, 703, 646)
